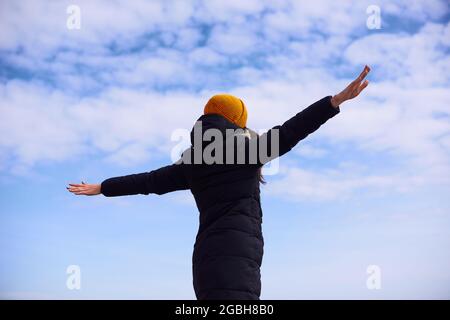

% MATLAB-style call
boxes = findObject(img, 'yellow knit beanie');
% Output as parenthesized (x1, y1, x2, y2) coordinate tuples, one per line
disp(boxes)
(204, 94, 248, 128)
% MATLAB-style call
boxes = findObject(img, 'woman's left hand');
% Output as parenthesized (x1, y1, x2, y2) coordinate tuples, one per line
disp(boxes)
(331, 65, 371, 108)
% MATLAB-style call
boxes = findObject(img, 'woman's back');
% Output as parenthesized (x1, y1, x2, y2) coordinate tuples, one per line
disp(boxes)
(174, 109, 264, 299)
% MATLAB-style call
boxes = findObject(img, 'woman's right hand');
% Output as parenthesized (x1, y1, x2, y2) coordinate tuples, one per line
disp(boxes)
(67, 181, 101, 196)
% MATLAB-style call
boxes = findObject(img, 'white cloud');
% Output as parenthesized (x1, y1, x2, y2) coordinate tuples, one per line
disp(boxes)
(173, 27, 203, 50)
(188, 47, 226, 66)
(265, 164, 426, 202)
(344, 22, 450, 86)
(0, 0, 449, 201)
(295, 143, 329, 158)
(382, 0, 449, 21)
(207, 24, 258, 55)
(104, 142, 152, 167)
(0, 81, 204, 171)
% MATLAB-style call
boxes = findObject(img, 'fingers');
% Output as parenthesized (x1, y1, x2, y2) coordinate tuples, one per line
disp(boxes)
(69, 182, 88, 187)
(357, 65, 370, 81)
(350, 80, 369, 98)
(347, 65, 370, 96)
(67, 186, 84, 194)
(357, 80, 369, 94)
(67, 183, 89, 195)
(66, 181, 99, 196)
(67, 189, 85, 195)
(337, 65, 371, 103)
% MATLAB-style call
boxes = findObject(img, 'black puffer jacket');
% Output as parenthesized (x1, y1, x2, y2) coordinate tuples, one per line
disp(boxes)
(100, 96, 340, 299)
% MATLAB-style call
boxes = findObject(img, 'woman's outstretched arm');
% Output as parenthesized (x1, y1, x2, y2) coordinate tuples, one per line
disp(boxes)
(67, 161, 189, 197)
(256, 65, 370, 165)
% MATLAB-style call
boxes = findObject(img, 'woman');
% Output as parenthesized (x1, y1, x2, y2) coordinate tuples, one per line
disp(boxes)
(67, 65, 370, 300)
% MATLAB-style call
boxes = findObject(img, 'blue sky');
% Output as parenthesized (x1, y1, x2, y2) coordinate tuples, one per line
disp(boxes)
(0, 0, 449, 299)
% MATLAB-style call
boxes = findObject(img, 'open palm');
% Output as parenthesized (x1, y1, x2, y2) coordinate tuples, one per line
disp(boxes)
(331, 65, 370, 107)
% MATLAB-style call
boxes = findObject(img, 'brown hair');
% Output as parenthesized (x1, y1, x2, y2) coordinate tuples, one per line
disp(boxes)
(246, 128, 266, 185)
(258, 167, 266, 184)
